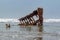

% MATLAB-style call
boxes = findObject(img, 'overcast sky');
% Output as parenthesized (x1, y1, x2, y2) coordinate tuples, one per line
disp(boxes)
(0, 0, 60, 19)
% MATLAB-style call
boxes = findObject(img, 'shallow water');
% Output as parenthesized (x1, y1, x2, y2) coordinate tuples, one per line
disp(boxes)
(0, 22, 60, 40)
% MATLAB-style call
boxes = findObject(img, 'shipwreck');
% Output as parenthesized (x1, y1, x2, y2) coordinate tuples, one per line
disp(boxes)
(18, 8, 43, 26)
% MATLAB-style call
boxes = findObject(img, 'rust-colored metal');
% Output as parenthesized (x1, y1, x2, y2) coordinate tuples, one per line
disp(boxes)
(18, 8, 43, 26)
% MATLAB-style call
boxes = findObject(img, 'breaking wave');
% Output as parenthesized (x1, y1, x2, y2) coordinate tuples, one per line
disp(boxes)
(44, 19, 60, 22)
(0, 18, 60, 23)
(0, 18, 19, 22)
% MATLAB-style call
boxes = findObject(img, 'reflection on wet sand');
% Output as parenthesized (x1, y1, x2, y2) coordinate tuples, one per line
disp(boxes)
(25, 25, 43, 40)
(26, 26, 31, 31)
(34, 26, 43, 40)
(38, 26, 43, 32)
(5, 24, 43, 40)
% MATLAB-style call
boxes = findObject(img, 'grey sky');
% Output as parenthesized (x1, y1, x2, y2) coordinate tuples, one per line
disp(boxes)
(0, 0, 60, 18)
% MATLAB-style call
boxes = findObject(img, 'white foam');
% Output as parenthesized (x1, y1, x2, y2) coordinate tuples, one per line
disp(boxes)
(0, 18, 60, 23)
(44, 19, 60, 22)
(0, 18, 19, 22)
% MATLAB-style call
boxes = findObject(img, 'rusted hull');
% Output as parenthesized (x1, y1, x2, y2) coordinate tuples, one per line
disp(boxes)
(18, 8, 43, 26)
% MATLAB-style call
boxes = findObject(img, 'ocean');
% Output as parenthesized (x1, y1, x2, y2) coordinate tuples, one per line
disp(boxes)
(0, 19, 60, 40)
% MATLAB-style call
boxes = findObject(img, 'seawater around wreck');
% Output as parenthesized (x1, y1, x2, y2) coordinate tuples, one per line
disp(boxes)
(0, 22, 60, 40)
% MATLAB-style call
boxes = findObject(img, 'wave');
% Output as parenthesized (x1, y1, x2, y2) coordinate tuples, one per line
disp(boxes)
(44, 19, 60, 22)
(0, 18, 60, 23)
(0, 18, 19, 22)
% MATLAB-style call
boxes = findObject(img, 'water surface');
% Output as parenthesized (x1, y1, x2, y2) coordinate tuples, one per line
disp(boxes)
(0, 22, 60, 40)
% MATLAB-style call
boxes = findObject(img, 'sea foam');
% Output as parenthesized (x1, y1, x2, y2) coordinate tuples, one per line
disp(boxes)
(0, 18, 60, 23)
